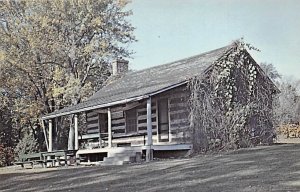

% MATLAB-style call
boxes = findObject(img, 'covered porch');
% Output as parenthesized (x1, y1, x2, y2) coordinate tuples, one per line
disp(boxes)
(42, 96, 163, 163)
(41, 81, 192, 165)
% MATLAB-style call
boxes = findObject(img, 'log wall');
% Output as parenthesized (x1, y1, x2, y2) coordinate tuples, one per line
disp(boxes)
(85, 84, 191, 146)
(153, 85, 190, 144)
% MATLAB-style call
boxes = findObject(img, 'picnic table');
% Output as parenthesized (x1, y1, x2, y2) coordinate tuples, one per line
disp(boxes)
(42, 150, 78, 167)
(14, 152, 44, 168)
(14, 150, 78, 168)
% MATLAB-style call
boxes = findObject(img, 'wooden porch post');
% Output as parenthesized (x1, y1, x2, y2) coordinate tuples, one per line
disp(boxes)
(74, 114, 79, 150)
(108, 108, 112, 148)
(48, 119, 53, 152)
(146, 97, 153, 162)
(41, 120, 49, 151)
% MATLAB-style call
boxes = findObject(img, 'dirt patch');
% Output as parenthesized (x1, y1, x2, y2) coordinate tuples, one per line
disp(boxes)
(1, 144, 300, 192)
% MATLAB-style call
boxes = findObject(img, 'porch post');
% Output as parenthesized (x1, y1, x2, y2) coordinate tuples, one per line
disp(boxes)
(108, 108, 112, 148)
(41, 119, 49, 151)
(48, 119, 53, 152)
(146, 97, 153, 162)
(74, 114, 79, 150)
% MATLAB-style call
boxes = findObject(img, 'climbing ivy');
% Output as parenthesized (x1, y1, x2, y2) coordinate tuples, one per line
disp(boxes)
(188, 40, 275, 152)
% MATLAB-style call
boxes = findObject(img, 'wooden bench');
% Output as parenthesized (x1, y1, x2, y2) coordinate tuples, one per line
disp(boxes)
(15, 150, 79, 168)
(15, 152, 46, 168)
(14, 161, 34, 168)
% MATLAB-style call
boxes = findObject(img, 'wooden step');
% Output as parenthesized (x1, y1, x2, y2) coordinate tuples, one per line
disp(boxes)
(108, 151, 140, 158)
(101, 147, 143, 166)
(101, 160, 129, 166)
(103, 156, 136, 162)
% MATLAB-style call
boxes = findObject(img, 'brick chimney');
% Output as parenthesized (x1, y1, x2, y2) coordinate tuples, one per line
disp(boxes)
(112, 58, 129, 76)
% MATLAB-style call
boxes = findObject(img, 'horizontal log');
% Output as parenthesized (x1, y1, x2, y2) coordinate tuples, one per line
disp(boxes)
(86, 112, 99, 118)
(169, 97, 187, 104)
(87, 119, 98, 125)
(169, 102, 187, 108)
(112, 122, 125, 128)
(170, 125, 190, 131)
(137, 114, 156, 121)
(138, 122, 157, 128)
(138, 125, 157, 131)
(170, 120, 190, 129)
(170, 112, 189, 121)
(169, 109, 189, 115)
(111, 111, 124, 119)
(87, 116, 99, 122)
(87, 126, 98, 131)
(112, 118, 125, 125)
(171, 122, 190, 129)
(171, 118, 189, 125)
(87, 123, 99, 129)
(112, 129, 125, 134)
(169, 105, 188, 112)
(87, 129, 99, 134)
(137, 106, 156, 113)
(138, 117, 156, 124)
(112, 125, 125, 131)
(169, 92, 188, 99)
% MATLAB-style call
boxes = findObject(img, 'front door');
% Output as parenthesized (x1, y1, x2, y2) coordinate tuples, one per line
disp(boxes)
(157, 98, 169, 142)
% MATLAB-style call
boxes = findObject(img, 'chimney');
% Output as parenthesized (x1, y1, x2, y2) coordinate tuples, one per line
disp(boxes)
(112, 58, 129, 76)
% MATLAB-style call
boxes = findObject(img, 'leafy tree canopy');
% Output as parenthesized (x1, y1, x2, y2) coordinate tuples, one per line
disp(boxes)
(0, 0, 135, 152)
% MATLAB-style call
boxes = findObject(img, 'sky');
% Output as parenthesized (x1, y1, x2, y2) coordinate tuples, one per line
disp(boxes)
(127, 0, 300, 78)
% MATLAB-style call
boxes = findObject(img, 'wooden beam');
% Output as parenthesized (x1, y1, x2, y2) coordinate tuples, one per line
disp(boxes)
(48, 119, 53, 152)
(98, 114, 102, 148)
(41, 119, 49, 151)
(146, 97, 153, 162)
(42, 95, 149, 120)
(168, 99, 171, 143)
(108, 108, 112, 148)
(74, 114, 79, 150)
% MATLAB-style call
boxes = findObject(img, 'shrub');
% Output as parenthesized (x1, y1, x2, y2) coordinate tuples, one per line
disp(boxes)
(14, 132, 39, 160)
(0, 144, 14, 167)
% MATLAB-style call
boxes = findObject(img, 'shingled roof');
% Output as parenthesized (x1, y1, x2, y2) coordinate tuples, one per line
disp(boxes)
(42, 44, 233, 119)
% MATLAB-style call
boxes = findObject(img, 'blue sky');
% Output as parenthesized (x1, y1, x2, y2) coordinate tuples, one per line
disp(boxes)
(127, 0, 300, 78)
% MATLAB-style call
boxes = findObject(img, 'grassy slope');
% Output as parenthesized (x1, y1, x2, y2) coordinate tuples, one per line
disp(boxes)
(1, 144, 300, 192)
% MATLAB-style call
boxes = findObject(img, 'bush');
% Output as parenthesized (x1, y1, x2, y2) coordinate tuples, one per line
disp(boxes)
(14, 132, 39, 160)
(0, 144, 14, 167)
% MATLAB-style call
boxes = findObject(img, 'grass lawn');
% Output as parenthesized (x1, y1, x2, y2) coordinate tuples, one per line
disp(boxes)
(1, 144, 300, 192)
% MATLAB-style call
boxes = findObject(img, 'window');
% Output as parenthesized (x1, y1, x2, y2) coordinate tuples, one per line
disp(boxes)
(125, 108, 137, 133)
(158, 98, 169, 142)
(99, 113, 108, 133)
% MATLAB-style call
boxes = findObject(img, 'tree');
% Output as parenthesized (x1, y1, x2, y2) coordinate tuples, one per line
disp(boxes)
(0, 0, 135, 151)
(273, 78, 300, 126)
(259, 62, 281, 83)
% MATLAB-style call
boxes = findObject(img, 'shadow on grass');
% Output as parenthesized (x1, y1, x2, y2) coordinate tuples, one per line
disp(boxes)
(1, 144, 300, 192)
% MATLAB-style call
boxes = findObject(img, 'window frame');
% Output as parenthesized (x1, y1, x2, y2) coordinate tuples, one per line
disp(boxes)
(125, 107, 138, 134)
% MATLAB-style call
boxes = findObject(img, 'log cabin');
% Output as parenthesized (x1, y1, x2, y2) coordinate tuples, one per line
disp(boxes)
(41, 42, 278, 165)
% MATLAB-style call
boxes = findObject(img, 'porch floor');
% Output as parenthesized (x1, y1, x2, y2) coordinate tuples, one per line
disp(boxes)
(77, 143, 192, 155)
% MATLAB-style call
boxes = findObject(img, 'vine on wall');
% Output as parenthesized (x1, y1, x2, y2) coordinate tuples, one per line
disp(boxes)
(188, 40, 275, 152)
